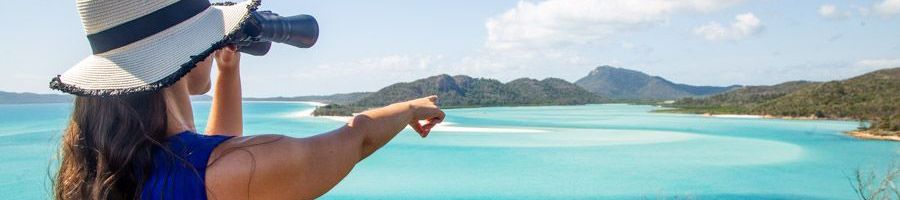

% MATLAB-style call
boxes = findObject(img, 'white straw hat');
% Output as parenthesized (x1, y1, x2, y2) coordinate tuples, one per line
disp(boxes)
(50, 0, 261, 96)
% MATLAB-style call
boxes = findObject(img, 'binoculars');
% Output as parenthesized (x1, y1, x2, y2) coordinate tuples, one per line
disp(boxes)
(228, 11, 319, 56)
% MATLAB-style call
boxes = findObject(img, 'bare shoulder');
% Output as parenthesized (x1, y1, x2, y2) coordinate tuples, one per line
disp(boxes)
(204, 134, 312, 200)
(202, 130, 362, 199)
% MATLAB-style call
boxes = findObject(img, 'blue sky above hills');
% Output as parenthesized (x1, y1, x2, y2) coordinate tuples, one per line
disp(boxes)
(1, 0, 899, 97)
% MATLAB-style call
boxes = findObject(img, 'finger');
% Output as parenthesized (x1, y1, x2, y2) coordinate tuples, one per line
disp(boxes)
(216, 46, 239, 63)
(420, 113, 443, 135)
(409, 120, 426, 137)
(409, 119, 423, 133)
(421, 120, 439, 134)
(422, 118, 439, 130)
(419, 123, 432, 138)
(430, 109, 446, 122)
(422, 123, 436, 131)
(426, 95, 437, 102)
(431, 117, 444, 124)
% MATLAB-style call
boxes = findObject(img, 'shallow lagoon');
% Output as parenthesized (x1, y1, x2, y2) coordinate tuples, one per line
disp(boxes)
(1, 102, 897, 199)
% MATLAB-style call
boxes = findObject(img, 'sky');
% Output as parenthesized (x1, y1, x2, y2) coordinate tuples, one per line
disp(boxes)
(0, 0, 899, 97)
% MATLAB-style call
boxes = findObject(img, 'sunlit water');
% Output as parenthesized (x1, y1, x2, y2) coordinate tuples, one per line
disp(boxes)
(1, 102, 897, 199)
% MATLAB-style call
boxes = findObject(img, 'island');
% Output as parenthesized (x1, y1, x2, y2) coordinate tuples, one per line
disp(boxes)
(312, 74, 603, 116)
(663, 67, 900, 140)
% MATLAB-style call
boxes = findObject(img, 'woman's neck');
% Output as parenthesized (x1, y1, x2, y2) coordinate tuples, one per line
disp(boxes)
(163, 81, 197, 137)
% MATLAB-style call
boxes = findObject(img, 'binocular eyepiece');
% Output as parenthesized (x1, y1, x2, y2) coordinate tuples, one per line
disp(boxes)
(228, 11, 319, 56)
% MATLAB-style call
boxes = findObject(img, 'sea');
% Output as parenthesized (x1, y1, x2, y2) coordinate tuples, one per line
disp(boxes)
(1, 102, 898, 199)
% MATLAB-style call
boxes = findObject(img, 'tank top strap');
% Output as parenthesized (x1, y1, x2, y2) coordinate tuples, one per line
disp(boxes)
(141, 131, 233, 200)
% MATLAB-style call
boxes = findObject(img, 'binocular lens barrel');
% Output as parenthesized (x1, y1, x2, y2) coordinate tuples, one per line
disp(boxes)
(233, 11, 319, 56)
(256, 12, 319, 48)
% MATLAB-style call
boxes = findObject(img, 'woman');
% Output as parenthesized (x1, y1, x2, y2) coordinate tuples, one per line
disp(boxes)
(50, 0, 444, 199)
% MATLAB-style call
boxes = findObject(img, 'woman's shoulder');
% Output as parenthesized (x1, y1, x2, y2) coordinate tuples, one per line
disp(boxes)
(204, 134, 314, 199)
(203, 130, 365, 199)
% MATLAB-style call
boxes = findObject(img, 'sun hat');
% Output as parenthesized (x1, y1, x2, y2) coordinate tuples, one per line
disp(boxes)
(49, 0, 261, 96)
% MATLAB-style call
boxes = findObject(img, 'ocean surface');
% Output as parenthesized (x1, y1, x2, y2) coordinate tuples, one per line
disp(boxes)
(1, 102, 898, 199)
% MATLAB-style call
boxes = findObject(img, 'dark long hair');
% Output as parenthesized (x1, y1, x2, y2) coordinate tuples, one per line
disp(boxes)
(54, 91, 169, 200)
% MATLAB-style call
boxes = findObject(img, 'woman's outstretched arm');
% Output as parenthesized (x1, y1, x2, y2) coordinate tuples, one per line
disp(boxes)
(205, 96, 445, 199)
(205, 46, 243, 136)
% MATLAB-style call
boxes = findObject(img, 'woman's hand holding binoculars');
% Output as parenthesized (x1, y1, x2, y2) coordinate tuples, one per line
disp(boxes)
(214, 45, 241, 72)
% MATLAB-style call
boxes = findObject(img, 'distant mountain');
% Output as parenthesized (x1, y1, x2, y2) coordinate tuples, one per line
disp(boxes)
(575, 65, 739, 100)
(314, 74, 602, 116)
(243, 92, 372, 105)
(0, 91, 73, 104)
(671, 67, 900, 133)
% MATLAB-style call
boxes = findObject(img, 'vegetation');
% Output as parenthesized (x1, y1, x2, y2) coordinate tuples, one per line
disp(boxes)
(574, 65, 739, 100)
(664, 81, 819, 114)
(850, 165, 900, 200)
(666, 67, 900, 134)
(313, 74, 603, 116)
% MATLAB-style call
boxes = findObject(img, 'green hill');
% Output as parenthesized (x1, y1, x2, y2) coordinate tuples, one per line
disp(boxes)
(753, 68, 899, 131)
(574, 65, 739, 100)
(673, 81, 820, 112)
(505, 78, 603, 105)
(669, 67, 900, 133)
(314, 74, 603, 116)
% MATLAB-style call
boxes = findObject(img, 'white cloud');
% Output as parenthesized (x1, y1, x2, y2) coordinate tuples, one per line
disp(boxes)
(875, 0, 900, 16)
(485, 0, 743, 50)
(819, 4, 838, 17)
(693, 13, 763, 41)
(818, 4, 851, 19)
(474, 0, 746, 84)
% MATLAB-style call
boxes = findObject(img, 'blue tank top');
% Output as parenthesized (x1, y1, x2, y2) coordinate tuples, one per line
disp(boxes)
(141, 131, 233, 200)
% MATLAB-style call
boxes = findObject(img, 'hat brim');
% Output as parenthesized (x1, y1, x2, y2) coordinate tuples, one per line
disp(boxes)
(50, 0, 260, 96)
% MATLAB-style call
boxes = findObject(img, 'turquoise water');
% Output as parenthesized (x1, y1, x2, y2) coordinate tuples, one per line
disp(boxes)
(1, 102, 897, 199)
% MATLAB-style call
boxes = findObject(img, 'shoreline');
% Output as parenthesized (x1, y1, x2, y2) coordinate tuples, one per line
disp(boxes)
(846, 130, 900, 142)
(655, 108, 900, 142)
(702, 113, 843, 121)
(661, 108, 858, 122)
(702, 114, 900, 142)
